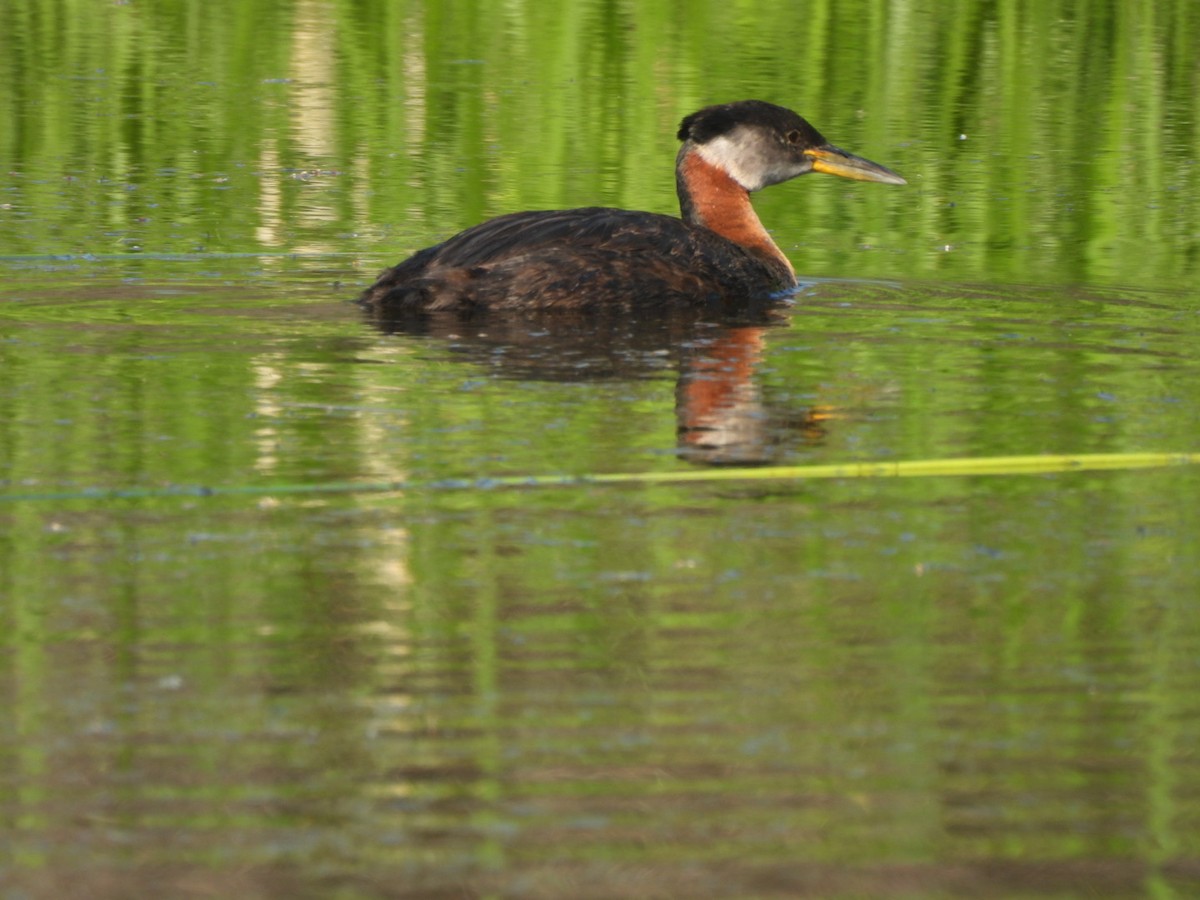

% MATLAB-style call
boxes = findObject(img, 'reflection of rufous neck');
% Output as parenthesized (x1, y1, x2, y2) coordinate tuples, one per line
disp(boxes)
(677, 327, 768, 463)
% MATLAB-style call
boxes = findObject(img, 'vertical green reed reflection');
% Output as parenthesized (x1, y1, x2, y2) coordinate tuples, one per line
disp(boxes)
(3, 506, 48, 870)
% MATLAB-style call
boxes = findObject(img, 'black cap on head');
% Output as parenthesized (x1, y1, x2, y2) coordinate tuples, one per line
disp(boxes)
(677, 100, 827, 147)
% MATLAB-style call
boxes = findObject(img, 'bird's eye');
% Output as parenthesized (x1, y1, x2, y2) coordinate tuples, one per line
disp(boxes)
(786, 130, 802, 145)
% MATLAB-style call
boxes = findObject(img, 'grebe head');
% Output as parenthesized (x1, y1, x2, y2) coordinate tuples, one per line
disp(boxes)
(677, 100, 906, 191)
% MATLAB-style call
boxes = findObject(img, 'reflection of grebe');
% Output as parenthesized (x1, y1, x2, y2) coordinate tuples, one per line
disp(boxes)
(359, 101, 905, 313)
(676, 326, 834, 464)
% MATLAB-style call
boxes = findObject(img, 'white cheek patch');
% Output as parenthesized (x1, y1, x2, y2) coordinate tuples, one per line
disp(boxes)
(695, 130, 771, 192)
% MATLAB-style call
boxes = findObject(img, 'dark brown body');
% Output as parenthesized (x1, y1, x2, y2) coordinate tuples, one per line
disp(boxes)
(358, 206, 794, 313)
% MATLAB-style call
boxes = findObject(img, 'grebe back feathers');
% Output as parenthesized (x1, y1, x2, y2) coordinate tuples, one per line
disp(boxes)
(360, 100, 905, 314)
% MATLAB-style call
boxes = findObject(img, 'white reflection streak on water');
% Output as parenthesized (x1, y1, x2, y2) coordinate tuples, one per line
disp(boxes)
(286, 0, 339, 249)
(255, 140, 283, 248)
(404, 10, 427, 169)
(355, 343, 416, 605)
(252, 357, 285, 473)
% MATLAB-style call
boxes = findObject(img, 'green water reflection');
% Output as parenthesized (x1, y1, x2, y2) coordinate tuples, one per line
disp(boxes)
(2, 0, 1197, 287)
(2, 1, 1200, 897)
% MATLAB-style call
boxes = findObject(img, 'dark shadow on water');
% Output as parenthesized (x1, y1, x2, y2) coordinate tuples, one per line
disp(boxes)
(363, 302, 832, 466)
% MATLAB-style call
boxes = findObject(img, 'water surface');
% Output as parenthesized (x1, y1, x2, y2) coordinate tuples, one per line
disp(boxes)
(2, 1, 1200, 897)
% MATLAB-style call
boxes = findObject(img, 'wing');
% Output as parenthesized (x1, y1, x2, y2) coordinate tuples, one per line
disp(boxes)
(411, 208, 695, 269)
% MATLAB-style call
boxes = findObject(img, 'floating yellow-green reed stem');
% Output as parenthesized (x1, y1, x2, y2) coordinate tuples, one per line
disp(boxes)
(571, 451, 1200, 487)
(1, 452, 1197, 505)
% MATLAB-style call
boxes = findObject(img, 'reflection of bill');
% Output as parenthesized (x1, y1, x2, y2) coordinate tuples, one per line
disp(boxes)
(676, 327, 831, 466)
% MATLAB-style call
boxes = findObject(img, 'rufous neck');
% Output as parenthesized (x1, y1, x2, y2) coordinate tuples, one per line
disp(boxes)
(676, 146, 794, 279)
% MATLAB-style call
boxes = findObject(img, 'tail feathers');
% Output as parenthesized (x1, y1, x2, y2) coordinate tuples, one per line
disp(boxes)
(358, 266, 486, 313)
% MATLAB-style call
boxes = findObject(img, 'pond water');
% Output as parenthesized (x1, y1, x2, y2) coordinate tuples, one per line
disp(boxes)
(2, 2, 1200, 898)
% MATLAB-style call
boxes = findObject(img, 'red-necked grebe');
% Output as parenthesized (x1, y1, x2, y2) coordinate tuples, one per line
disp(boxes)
(359, 100, 905, 313)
